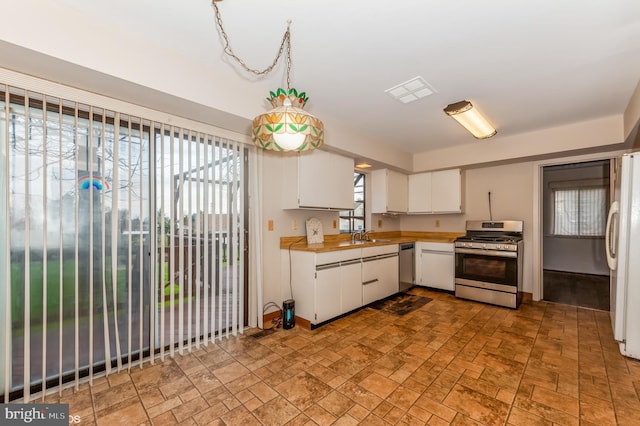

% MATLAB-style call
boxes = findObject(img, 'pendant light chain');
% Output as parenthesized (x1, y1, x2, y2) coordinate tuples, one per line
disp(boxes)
(211, 0, 324, 152)
(211, 0, 292, 89)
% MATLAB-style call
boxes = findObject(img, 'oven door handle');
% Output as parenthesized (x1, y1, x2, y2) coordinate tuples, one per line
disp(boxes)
(455, 248, 517, 258)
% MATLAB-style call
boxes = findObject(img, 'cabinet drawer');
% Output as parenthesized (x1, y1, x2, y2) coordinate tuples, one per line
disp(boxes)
(418, 242, 453, 252)
(362, 244, 398, 258)
(316, 248, 362, 265)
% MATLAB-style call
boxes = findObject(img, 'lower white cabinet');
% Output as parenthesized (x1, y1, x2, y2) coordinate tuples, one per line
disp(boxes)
(341, 259, 364, 313)
(285, 244, 400, 326)
(315, 265, 343, 323)
(362, 245, 399, 305)
(416, 242, 455, 291)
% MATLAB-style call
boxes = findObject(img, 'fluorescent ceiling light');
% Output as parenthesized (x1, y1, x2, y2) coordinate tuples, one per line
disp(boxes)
(443, 100, 497, 139)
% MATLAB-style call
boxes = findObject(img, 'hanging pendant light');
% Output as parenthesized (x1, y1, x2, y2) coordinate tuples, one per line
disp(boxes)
(212, 1, 324, 151)
(253, 88, 324, 151)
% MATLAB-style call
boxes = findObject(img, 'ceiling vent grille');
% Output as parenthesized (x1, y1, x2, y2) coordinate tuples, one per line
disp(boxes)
(385, 76, 436, 104)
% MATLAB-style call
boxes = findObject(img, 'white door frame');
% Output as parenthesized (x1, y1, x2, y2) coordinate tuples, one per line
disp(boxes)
(532, 149, 627, 301)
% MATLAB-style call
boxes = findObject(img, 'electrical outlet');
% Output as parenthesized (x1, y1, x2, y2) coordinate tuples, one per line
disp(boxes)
(333, 220, 337, 229)
(378, 219, 382, 228)
(292, 220, 298, 230)
(435, 219, 440, 228)
(267, 220, 274, 231)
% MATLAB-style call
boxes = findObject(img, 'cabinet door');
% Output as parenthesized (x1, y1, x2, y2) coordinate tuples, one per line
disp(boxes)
(378, 255, 399, 297)
(419, 247, 455, 291)
(408, 172, 433, 213)
(387, 170, 408, 213)
(315, 266, 342, 323)
(370, 169, 388, 214)
(297, 150, 354, 210)
(371, 169, 408, 213)
(341, 260, 363, 313)
(431, 169, 462, 213)
(362, 258, 385, 304)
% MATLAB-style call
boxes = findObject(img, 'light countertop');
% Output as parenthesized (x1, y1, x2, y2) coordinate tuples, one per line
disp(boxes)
(280, 231, 463, 252)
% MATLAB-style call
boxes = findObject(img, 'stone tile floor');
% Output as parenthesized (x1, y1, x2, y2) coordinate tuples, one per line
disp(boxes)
(43, 287, 640, 425)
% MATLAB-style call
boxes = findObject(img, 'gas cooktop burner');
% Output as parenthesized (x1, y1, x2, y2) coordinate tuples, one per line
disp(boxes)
(457, 236, 522, 243)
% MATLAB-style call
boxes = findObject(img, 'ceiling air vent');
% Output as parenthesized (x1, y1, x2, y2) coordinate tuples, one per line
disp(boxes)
(385, 76, 436, 104)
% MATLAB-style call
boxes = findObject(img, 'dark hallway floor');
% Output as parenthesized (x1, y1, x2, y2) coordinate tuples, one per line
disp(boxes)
(543, 269, 610, 311)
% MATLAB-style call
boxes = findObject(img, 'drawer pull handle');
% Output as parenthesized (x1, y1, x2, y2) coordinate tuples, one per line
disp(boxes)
(362, 279, 379, 285)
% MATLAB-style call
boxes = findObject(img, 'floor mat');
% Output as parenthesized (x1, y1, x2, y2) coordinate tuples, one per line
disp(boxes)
(369, 293, 432, 316)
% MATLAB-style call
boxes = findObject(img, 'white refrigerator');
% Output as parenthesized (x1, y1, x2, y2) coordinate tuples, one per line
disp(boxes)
(606, 153, 640, 360)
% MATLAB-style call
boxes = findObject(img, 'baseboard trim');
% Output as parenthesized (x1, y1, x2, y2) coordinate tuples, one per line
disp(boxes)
(294, 316, 311, 330)
(263, 310, 281, 327)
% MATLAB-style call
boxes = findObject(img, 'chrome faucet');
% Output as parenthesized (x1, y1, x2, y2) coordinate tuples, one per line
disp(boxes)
(362, 230, 371, 241)
(351, 230, 363, 243)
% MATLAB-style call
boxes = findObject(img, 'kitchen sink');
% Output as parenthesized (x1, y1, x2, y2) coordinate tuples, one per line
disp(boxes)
(338, 238, 393, 247)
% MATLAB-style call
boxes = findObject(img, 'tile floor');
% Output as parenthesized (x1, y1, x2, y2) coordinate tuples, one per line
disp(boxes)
(43, 287, 640, 425)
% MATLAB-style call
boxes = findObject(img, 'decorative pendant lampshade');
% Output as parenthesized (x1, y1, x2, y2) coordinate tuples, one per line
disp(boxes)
(252, 88, 324, 151)
(210, 2, 323, 152)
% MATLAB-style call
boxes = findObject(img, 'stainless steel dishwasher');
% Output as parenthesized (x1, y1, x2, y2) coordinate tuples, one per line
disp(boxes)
(399, 243, 415, 292)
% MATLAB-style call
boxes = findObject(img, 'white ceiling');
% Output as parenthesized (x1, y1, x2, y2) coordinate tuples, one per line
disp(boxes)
(6, 0, 640, 160)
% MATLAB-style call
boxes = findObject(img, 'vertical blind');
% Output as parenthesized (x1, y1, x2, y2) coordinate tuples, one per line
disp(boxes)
(0, 84, 247, 402)
(553, 187, 606, 236)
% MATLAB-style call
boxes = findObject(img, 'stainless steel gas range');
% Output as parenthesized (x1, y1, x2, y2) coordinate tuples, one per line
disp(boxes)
(454, 220, 524, 308)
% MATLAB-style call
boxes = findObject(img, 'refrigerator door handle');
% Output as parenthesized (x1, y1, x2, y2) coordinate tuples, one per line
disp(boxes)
(605, 200, 619, 270)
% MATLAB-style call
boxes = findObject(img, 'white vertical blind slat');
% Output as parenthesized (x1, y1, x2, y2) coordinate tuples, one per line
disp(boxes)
(178, 129, 185, 354)
(149, 122, 157, 366)
(88, 106, 95, 384)
(126, 119, 133, 371)
(57, 101, 64, 394)
(73, 102, 80, 391)
(111, 112, 123, 372)
(3, 85, 11, 402)
(216, 139, 223, 340)
(186, 130, 193, 351)
(41, 96, 49, 399)
(100, 111, 112, 376)
(168, 127, 176, 358)
(202, 136, 210, 345)
(23, 90, 32, 401)
(138, 119, 145, 367)
(195, 133, 202, 348)
(238, 143, 245, 335)
(158, 124, 166, 360)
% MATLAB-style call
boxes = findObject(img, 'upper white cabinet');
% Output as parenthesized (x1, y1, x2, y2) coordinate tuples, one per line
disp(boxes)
(408, 169, 463, 214)
(282, 150, 354, 210)
(408, 172, 432, 213)
(371, 169, 408, 213)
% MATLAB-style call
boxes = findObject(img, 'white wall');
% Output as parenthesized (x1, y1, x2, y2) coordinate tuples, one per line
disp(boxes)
(413, 116, 624, 172)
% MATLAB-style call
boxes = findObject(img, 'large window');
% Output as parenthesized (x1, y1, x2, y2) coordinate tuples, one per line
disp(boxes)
(553, 187, 607, 236)
(0, 83, 248, 402)
(340, 172, 365, 233)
